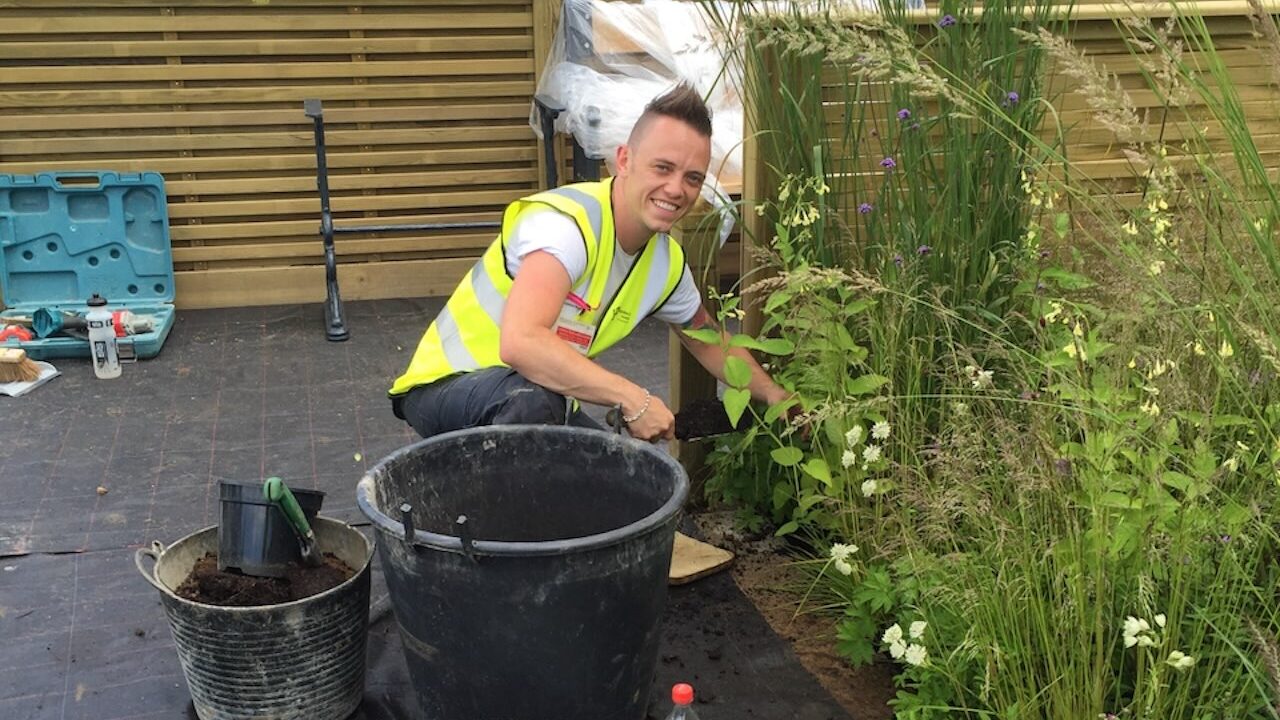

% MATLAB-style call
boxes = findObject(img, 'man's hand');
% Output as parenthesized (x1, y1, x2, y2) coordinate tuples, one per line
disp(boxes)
(625, 392, 675, 442)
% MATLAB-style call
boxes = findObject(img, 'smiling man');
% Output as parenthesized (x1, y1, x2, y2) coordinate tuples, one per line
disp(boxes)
(389, 83, 790, 442)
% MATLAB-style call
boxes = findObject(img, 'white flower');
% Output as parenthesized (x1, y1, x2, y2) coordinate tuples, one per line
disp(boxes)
(882, 624, 903, 645)
(833, 558, 853, 576)
(1223, 457, 1239, 473)
(889, 640, 906, 660)
(841, 449, 857, 468)
(861, 479, 878, 497)
(871, 421, 891, 440)
(1167, 650, 1196, 671)
(909, 621, 928, 639)
(1123, 615, 1159, 649)
(862, 445, 882, 464)
(971, 369, 994, 389)
(1124, 616, 1150, 636)
(845, 425, 864, 447)
(903, 644, 928, 666)
(1155, 614, 1167, 629)
(830, 543, 858, 562)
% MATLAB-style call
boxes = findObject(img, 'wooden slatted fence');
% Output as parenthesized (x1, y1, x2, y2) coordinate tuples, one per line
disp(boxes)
(0, 0, 559, 308)
(742, 3, 1280, 266)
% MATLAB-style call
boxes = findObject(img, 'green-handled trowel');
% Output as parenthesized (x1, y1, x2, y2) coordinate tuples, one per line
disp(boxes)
(263, 476, 322, 567)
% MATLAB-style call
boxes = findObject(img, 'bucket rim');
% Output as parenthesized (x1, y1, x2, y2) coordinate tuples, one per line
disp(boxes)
(137, 516, 373, 611)
(356, 425, 689, 557)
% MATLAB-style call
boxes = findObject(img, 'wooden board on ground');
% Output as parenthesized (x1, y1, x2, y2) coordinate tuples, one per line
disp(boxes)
(669, 531, 735, 585)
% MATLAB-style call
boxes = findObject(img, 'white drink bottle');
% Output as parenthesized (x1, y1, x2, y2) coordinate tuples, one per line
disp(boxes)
(87, 293, 121, 379)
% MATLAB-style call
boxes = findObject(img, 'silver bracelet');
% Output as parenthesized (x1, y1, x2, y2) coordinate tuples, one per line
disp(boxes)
(622, 389, 651, 424)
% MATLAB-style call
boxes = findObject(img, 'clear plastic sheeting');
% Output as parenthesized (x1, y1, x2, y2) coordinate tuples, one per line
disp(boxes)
(532, 0, 904, 245)
(532, 0, 744, 244)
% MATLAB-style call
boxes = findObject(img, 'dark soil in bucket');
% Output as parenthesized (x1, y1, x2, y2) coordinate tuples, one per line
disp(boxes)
(675, 398, 745, 440)
(175, 552, 355, 606)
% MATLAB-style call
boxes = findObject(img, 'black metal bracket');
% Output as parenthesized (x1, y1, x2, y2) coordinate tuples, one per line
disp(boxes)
(305, 96, 593, 340)
(305, 100, 532, 341)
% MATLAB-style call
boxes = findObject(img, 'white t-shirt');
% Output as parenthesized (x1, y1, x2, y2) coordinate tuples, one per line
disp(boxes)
(505, 208, 702, 326)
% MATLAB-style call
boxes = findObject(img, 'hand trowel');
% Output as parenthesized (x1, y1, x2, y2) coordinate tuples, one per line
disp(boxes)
(263, 476, 322, 567)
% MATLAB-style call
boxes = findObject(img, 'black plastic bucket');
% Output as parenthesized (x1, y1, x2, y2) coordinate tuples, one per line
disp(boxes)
(218, 480, 325, 577)
(136, 517, 373, 720)
(357, 425, 688, 720)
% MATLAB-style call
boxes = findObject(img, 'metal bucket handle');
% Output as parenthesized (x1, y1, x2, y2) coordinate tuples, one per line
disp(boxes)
(134, 540, 168, 593)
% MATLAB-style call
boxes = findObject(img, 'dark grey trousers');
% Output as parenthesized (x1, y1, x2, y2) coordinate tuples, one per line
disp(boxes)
(393, 367, 604, 439)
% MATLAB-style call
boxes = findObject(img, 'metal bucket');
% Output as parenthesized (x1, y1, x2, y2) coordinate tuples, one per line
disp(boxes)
(136, 517, 373, 720)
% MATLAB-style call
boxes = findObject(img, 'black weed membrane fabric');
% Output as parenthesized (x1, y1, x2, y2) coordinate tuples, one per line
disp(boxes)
(0, 300, 849, 720)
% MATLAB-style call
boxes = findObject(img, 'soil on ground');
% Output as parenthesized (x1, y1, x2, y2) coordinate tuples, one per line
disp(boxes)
(175, 552, 355, 606)
(676, 399, 745, 440)
(694, 512, 899, 720)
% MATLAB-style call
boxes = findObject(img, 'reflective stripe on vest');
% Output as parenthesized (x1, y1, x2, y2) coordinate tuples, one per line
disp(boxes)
(388, 179, 686, 396)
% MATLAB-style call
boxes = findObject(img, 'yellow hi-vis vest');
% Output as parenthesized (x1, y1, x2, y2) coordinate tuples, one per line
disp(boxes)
(388, 178, 687, 396)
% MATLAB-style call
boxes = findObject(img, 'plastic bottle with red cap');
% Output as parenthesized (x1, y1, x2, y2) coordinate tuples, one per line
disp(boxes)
(663, 683, 700, 720)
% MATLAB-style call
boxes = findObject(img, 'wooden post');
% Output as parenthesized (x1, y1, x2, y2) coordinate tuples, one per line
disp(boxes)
(739, 43, 776, 339)
(533, 0, 562, 190)
(669, 205, 723, 508)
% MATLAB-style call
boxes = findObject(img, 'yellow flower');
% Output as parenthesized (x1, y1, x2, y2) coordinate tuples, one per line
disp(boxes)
(1123, 221, 1139, 236)
(1141, 401, 1161, 417)
(1219, 340, 1234, 359)
(1128, 356, 1137, 369)
(1148, 260, 1165, 276)
(1193, 342, 1207, 356)
(1146, 359, 1172, 379)
(1072, 322, 1084, 338)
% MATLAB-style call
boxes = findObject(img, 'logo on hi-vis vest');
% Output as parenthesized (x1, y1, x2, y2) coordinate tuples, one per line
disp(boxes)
(611, 307, 632, 324)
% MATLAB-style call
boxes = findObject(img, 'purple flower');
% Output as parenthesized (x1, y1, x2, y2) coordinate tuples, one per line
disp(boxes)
(858, 202, 874, 214)
(916, 244, 932, 256)
(909, 122, 920, 131)
(897, 108, 911, 121)
(893, 253, 904, 267)
(1002, 91, 1020, 107)
(880, 157, 897, 170)
(938, 14, 957, 27)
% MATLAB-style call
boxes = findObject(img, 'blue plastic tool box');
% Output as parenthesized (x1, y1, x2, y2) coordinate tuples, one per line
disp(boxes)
(0, 171, 176, 360)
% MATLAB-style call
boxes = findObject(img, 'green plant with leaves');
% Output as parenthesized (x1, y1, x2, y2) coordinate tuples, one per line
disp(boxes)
(698, 0, 1280, 716)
